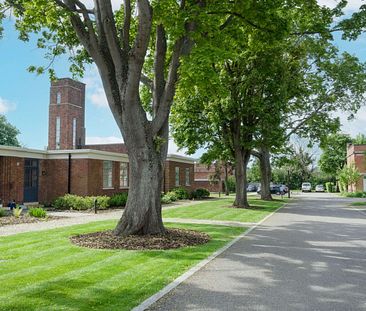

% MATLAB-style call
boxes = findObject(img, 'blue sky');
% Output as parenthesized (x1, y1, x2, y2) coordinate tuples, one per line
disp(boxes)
(0, 0, 365, 157)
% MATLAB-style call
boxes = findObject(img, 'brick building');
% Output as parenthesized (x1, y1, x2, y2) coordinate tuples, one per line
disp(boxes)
(346, 144, 366, 192)
(0, 78, 195, 205)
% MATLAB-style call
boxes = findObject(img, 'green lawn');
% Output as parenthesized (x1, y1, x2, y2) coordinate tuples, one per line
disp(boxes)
(163, 197, 287, 223)
(350, 201, 366, 206)
(0, 221, 245, 311)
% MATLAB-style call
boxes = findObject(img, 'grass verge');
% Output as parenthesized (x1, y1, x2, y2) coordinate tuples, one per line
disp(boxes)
(163, 197, 287, 223)
(0, 220, 245, 311)
(350, 201, 366, 206)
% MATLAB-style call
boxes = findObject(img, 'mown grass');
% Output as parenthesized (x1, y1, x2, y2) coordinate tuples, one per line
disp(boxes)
(163, 197, 287, 223)
(0, 220, 245, 311)
(350, 201, 366, 206)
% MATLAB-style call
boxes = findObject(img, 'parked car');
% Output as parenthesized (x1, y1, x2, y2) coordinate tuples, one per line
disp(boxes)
(301, 182, 312, 192)
(247, 184, 258, 192)
(315, 184, 325, 192)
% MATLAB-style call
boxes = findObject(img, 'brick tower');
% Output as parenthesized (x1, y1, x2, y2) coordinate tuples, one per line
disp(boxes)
(48, 78, 86, 150)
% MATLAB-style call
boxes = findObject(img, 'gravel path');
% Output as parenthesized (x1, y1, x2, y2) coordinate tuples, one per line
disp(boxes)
(0, 199, 219, 237)
(149, 193, 366, 311)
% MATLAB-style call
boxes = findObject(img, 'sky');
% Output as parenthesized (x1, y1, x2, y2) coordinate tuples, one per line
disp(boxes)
(0, 0, 365, 158)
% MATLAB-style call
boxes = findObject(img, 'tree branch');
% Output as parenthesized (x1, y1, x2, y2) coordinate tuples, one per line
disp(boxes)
(122, 0, 131, 51)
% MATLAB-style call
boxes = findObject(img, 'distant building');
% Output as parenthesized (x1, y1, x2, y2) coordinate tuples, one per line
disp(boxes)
(0, 78, 196, 205)
(346, 144, 366, 192)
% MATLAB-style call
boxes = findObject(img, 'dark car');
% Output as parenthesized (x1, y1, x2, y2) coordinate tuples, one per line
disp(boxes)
(257, 185, 282, 195)
(247, 184, 258, 192)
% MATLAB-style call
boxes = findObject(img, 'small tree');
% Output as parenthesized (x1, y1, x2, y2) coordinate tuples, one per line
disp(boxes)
(338, 164, 361, 193)
(0, 115, 21, 147)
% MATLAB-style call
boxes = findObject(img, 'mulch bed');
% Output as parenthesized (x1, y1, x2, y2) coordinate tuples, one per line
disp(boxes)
(70, 228, 211, 250)
(0, 215, 64, 227)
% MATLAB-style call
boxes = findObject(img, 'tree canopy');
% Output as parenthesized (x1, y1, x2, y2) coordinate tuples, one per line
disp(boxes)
(0, 115, 21, 147)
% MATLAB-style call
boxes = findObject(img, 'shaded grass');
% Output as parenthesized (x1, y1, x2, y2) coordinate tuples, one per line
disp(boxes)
(0, 220, 245, 311)
(350, 201, 366, 206)
(163, 197, 287, 223)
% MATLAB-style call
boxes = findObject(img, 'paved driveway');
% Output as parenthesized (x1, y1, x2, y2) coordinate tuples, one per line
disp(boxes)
(150, 193, 366, 311)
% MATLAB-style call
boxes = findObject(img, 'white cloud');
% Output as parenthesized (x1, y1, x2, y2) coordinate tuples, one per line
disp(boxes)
(318, 0, 363, 11)
(86, 136, 123, 144)
(337, 107, 366, 137)
(0, 97, 15, 114)
(82, 66, 109, 108)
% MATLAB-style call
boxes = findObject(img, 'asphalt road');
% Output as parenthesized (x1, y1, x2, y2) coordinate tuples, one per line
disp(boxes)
(149, 193, 366, 311)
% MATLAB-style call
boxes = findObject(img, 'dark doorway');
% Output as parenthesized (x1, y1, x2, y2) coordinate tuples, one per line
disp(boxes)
(24, 159, 39, 202)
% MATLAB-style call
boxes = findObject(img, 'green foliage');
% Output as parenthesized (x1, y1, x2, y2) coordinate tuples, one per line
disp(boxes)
(13, 206, 22, 218)
(247, 160, 261, 183)
(342, 191, 366, 198)
(353, 133, 366, 144)
(28, 207, 47, 218)
(338, 164, 361, 192)
(172, 187, 189, 200)
(53, 194, 110, 210)
(192, 188, 210, 199)
(325, 182, 334, 193)
(0, 115, 21, 147)
(0, 209, 6, 217)
(161, 195, 172, 204)
(319, 133, 352, 177)
(165, 192, 178, 202)
(109, 193, 128, 207)
(226, 176, 236, 192)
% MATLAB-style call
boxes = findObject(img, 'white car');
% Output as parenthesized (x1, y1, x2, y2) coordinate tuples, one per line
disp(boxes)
(315, 184, 325, 192)
(301, 182, 312, 192)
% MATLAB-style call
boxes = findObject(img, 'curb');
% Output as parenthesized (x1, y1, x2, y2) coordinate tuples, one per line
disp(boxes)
(132, 200, 291, 311)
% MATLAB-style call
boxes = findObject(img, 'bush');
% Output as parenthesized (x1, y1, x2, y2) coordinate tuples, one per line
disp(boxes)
(28, 207, 47, 218)
(226, 176, 236, 192)
(109, 193, 128, 207)
(325, 182, 333, 193)
(0, 209, 6, 217)
(342, 191, 366, 198)
(161, 194, 172, 204)
(53, 194, 110, 210)
(172, 187, 189, 200)
(13, 206, 22, 218)
(195, 188, 210, 198)
(165, 191, 178, 202)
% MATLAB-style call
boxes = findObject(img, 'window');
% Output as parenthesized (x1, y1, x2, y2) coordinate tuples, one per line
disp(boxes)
(120, 162, 129, 188)
(55, 117, 61, 149)
(185, 168, 190, 186)
(103, 161, 113, 188)
(56, 92, 61, 104)
(175, 167, 180, 186)
(72, 118, 77, 149)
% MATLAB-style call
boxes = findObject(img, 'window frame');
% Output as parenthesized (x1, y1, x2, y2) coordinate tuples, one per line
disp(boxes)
(103, 161, 113, 189)
(185, 167, 190, 186)
(119, 162, 129, 188)
(56, 91, 61, 105)
(175, 167, 180, 187)
(55, 116, 61, 150)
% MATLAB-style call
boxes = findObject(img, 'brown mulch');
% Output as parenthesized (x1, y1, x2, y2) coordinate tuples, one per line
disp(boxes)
(70, 228, 211, 250)
(0, 215, 64, 227)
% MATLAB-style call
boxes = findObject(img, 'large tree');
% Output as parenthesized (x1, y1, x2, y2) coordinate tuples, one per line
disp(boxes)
(4, 0, 229, 236)
(0, 115, 21, 147)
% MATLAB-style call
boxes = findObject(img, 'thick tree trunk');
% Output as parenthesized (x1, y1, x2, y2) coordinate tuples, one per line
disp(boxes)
(114, 142, 165, 236)
(233, 149, 251, 208)
(259, 147, 273, 201)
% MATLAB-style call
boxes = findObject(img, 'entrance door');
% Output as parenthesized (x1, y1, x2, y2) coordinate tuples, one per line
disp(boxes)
(24, 159, 39, 202)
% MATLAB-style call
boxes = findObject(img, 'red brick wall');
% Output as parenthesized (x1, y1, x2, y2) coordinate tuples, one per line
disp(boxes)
(84, 144, 128, 154)
(0, 156, 24, 204)
(347, 144, 366, 192)
(194, 180, 221, 192)
(164, 161, 194, 192)
(48, 78, 86, 150)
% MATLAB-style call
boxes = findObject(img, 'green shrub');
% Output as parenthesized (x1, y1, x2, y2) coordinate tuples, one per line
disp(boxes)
(13, 206, 22, 218)
(165, 191, 178, 202)
(172, 187, 189, 200)
(28, 207, 47, 218)
(53, 194, 110, 210)
(0, 209, 6, 217)
(325, 182, 333, 193)
(227, 176, 236, 192)
(109, 193, 128, 207)
(195, 188, 210, 198)
(161, 195, 172, 204)
(342, 191, 366, 198)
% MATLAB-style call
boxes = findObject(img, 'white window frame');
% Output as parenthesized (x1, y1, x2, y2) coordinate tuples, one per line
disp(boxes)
(72, 118, 77, 149)
(175, 167, 180, 186)
(103, 161, 113, 189)
(56, 92, 61, 105)
(55, 117, 61, 150)
(120, 162, 129, 188)
(185, 168, 190, 186)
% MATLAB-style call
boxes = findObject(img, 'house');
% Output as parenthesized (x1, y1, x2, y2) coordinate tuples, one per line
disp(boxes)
(0, 78, 195, 205)
(346, 143, 366, 192)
